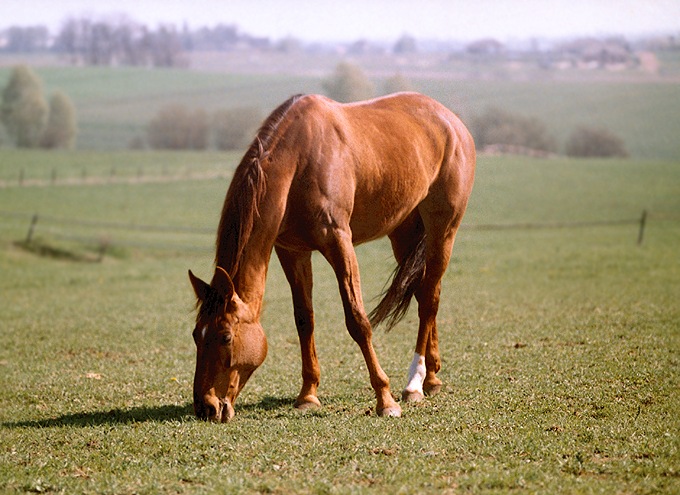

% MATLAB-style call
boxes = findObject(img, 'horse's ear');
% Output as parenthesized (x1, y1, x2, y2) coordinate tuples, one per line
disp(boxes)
(211, 266, 235, 302)
(188, 270, 210, 302)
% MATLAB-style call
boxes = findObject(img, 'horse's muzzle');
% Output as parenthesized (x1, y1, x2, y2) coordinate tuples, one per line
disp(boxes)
(195, 394, 235, 423)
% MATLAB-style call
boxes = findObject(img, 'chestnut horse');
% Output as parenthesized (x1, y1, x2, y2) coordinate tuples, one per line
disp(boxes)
(188, 92, 475, 421)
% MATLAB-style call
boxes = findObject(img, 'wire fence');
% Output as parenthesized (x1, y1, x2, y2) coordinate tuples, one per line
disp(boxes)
(1, 208, 671, 262)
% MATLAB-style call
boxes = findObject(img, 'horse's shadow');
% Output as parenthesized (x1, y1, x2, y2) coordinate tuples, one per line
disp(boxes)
(3, 396, 294, 429)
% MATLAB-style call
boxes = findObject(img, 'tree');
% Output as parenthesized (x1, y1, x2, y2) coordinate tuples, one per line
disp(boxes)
(383, 73, 415, 95)
(0, 65, 48, 148)
(41, 91, 78, 149)
(54, 16, 188, 68)
(566, 126, 628, 158)
(2, 26, 50, 53)
(149, 26, 188, 68)
(322, 62, 374, 103)
(213, 107, 263, 151)
(393, 34, 417, 54)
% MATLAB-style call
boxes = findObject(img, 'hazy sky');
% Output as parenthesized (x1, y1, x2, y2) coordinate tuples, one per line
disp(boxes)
(2, 0, 679, 41)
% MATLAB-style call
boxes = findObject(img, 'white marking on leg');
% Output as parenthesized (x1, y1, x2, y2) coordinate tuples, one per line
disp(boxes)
(405, 353, 426, 395)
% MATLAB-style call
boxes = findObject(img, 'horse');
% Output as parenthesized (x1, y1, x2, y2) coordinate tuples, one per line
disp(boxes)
(188, 92, 475, 421)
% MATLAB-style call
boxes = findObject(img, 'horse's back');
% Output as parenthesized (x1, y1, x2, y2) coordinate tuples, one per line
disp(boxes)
(276, 93, 475, 247)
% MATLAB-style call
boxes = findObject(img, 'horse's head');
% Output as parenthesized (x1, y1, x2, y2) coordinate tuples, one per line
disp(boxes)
(188, 267, 267, 422)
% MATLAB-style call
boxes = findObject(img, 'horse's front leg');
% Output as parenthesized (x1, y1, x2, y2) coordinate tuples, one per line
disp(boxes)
(275, 247, 321, 409)
(321, 229, 401, 417)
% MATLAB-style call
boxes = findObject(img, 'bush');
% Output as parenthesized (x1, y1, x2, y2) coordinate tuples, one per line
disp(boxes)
(323, 62, 374, 103)
(41, 91, 77, 149)
(147, 105, 209, 150)
(566, 126, 628, 158)
(213, 107, 263, 151)
(1, 65, 48, 148)
(472, 107, 558, 153)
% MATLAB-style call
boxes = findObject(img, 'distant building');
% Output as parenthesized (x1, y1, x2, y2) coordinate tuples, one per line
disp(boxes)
(552, 38, 635, 70)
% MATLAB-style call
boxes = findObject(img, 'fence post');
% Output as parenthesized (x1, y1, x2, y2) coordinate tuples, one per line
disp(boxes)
(97, 243, 107, 262)
(637, 210, 647, 246)
(26, 214, 39, 243)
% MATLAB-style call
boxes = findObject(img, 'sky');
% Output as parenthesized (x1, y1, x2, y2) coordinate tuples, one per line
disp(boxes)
(2, 0, 679, 42)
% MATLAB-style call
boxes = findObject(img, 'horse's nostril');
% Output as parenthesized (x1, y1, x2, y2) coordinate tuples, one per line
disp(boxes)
(193, 394, 204, 419)
(195, 394, 224, 422)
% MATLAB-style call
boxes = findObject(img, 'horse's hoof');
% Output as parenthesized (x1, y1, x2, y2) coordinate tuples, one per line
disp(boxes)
(294, 395, 321, 410)
(401, 389, 425, 403)
(423, 383, 442, 397)
(377, 404, 402, 417)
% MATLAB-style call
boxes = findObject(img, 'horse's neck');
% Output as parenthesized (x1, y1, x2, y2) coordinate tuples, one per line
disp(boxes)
(219, 204, 281, 318)
(219, 151, 294, 320)
(232, 251, 269, 317)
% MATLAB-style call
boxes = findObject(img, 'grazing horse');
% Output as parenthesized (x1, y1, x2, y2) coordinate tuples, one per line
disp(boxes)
(188, 92, 475, 421)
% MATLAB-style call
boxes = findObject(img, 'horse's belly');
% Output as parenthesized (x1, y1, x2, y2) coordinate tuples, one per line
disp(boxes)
(348, 213, 412, 245)
(275, 192, 419, 251)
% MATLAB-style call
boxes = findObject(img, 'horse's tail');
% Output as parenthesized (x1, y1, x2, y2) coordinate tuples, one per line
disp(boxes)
(369, 231, 426, 331)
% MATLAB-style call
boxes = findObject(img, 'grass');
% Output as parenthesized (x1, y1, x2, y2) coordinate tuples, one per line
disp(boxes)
(1, 152, 679, 493)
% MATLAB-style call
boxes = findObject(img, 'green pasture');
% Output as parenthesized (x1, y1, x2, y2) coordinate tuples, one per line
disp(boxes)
(1, 65, 679, 160)
(1, 150, 679, 494)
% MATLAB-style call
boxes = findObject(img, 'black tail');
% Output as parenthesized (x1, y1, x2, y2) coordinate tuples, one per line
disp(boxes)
(369, 233, 426, 331)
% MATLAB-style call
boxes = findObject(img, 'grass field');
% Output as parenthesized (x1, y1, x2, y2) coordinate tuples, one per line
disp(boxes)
(1, 150, 679, 494)
(1, 64, 679, 160)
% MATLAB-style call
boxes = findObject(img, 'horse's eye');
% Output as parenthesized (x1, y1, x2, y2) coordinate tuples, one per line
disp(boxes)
(221, 334, 232, 345)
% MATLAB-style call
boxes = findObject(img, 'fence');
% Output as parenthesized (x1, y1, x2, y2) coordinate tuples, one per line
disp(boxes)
(0, 209, 660, 262)
(463, 211, 649, 245)
(0, 210, 215, 258)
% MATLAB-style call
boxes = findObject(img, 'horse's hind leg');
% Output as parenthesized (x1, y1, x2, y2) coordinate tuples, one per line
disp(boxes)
(403, 211, 461, 403)
(275, 247, 321, 409)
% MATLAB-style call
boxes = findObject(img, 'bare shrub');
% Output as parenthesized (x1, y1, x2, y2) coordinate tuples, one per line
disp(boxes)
(147, 104, 209, 150)
(566, 126, 628, 158)
(473, 107, 558, 153)
(213, 107, 263, 151)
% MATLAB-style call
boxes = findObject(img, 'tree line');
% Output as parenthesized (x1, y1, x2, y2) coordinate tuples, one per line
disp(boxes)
(2, 19, 427, 69)
(1, 19, 270, 68)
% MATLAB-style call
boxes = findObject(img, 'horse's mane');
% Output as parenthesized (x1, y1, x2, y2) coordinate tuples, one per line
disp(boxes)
(215, 94, 303, 277)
